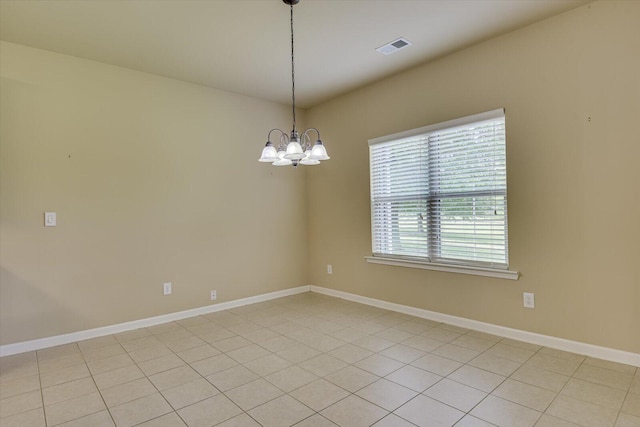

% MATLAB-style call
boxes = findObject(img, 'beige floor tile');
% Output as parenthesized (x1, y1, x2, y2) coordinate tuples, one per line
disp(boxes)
(410, 353, 462, 377)
(40, 363, 90, 388)
(0, 408, 46, 427)
(226, 344, 271, 364)
(371, 413, 416, 427)
(330, 327, 370, 343)
(573, 365, 634, 391)
(114, 328, 153, 343)
(161, 377, 219, 410)
(78, 335, 118, 351)
(37, 344, 81, 361)
(110, 393, 173, 427)
(420, 326, 464, 343)
(492, 378, 556, 412)
(166, 336, 207, 353)
(379, 344, 425, 364)
(432, 343, 481, 363)
(511, 365, 569, 393)
(56, 410, 115, 427)
(499, 338, 541, 352)
(324, 365, 380, 393)
(212, 336, 252, 353)
(395, 394, 464, 427)
(583, 358, 637, 375)
(615, 413, 640, 427)
(375, 327, 416, 344)
(224, 378, 283, 411)
(179, 394, 243, 427)
(561, 378, 627, 410)
(293, 414, 338, 426)
(302, 333, 346, 353)
(524, 354, 581, 377)
(0, 390, 42, 418)
(356, 378, 417, 411)
(93, 364, 144, 390)
(468, 352, 522, 376)
(42, 377, 97, 406)
(138, 354, 185, 376)
(424, 378, 487, 412)
(190, 353, 238, 377)
(538, 348, 585, 363)
(290, 379, 350, 412)
(453, 415, 496, 427)
(451, 335, 496, 352)
(37, 353, 85, 373)
(176, 344, 220, 364)
(0, 356, 39, 382)
(215, 413, 262, 426)
(100, 377, 156, 407)
(80, 343, 126, 363)
(264, 365, 318, 392)
(354, 354, 404, 377)
(243, 353, 292, 377)
(321, 394, 388, 427)
(249, 394, 314, 427)
(623, 393, 640, 417)
(259, 335, 299, 353)
(448, 365, 505, 393)
(121, 336, 163, 352)
(535, 414, 581, 427)
(0, 373, 40, 399)
(402, 335, 445, 353)
(86, 353, 134, 376)
(240, 328, 281, 344)
(206, 365, 259, 392)
(385, 364, 441, 393)
(44, 391, 105, 426)
(276, 344, 322, 364)
(352, 335, 395, 353)
(484, 342, 535, 364)
(148, 365, 201, 391)
(299, 354, 348, 377)
(470, 395, 541, 427)
(546, 395, 619, 427)
(328, 344, 373, 364)
(128, 344, 173, 364)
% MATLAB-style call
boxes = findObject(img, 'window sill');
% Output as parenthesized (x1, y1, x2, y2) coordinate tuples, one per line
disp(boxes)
(364, 256, 519, 280)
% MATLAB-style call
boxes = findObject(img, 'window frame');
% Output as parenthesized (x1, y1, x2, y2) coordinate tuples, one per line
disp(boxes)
(367, 109, 518, 280)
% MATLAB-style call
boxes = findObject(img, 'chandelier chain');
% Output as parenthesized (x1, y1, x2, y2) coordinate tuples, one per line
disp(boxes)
(290, 3, 296, 133)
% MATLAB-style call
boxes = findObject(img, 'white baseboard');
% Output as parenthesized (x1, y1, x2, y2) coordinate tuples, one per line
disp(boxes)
(0, 285, 311, 357)
(3, 284, 638, 368)
(310, 285, 640, 367)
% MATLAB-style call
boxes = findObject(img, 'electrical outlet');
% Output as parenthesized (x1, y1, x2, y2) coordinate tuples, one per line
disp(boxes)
(327, 264, 333, 275)
(523, 292, 535, 309)
(163, 282, 172, 296)
(210, 290, 217, 301)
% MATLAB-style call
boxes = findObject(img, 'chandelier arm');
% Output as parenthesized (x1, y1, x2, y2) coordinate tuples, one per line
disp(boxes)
(267, 128, 287, 142)
(302, 127, 321, 141)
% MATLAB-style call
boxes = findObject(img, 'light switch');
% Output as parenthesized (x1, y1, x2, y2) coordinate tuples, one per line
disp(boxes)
(44, 212, 57, 227)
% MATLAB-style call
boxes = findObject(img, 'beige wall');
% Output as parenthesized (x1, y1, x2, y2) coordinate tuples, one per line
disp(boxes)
(0, 42, 309, 345)
(306, 1, 640, 354)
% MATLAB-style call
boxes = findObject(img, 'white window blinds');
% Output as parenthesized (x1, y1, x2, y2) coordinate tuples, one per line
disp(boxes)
(369, 109, 509, 269)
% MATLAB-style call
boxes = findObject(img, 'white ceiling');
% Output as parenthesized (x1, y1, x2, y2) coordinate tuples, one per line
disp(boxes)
(1, 0, 589, 108)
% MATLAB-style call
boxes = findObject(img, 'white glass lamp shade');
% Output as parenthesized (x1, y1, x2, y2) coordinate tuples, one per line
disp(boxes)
(309, 140, 330, 161)
(283, 141, 305, 160)
(300, 148, 319, 165)
(273, 157, 293, 166)
(258, 142, 278, 162)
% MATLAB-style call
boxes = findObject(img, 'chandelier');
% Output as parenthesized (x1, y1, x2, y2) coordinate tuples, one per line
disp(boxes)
(258, 0, 330, 167)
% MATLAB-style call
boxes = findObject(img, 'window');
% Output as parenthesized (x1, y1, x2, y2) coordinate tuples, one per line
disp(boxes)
(369, 109, 509, 272)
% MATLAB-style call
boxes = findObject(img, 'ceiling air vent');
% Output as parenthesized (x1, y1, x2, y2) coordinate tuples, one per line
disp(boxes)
(376, 37, 412, 56)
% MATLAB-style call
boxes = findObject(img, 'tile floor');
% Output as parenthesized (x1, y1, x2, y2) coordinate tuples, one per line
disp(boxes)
(1, 292, 639, 427)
